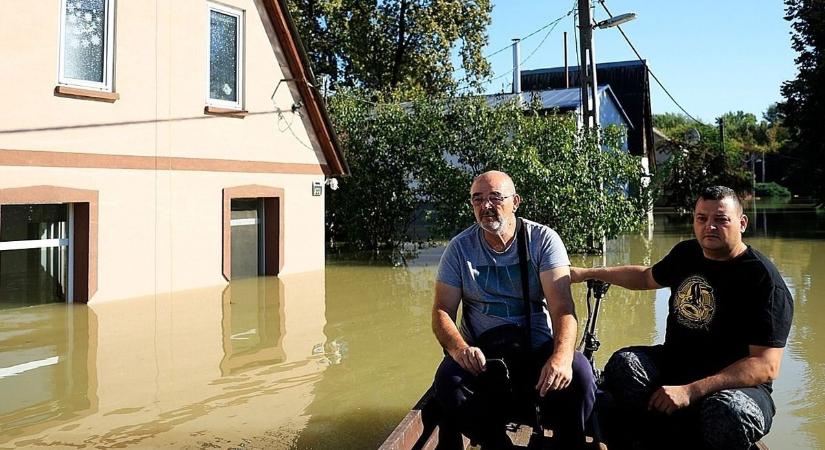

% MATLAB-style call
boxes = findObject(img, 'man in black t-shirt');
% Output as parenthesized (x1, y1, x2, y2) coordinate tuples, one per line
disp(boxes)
(571, 186, 793, 450)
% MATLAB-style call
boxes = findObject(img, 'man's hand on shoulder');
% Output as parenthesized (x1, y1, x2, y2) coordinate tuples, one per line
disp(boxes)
(450, 345, 487, 376)
(535, 354, 573, 397)
(647, 384, 701, 415)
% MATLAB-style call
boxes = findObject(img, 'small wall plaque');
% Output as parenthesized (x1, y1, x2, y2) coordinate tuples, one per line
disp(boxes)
(312, 181, 323, 196)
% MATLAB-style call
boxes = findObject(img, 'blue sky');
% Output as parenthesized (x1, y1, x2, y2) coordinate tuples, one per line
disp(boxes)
(468, 0, 797, 123)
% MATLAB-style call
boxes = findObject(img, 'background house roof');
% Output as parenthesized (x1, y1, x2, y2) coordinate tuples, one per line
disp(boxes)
(521, 60, 654, 166)
(485, 85, 633, 129)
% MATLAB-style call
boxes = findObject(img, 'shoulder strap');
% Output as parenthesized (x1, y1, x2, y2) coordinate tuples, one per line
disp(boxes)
(517, 217, 532, 351)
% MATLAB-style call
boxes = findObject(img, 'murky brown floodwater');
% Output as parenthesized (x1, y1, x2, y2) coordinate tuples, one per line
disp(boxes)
(1, 202, 823, 449)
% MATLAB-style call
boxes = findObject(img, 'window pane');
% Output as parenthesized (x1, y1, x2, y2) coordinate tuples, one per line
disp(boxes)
(1, 205, 68, 242)
(231, 199, 260, 279)
(210, 10, 238, 102)
(62, 0, 106, 83)
(0, 246, 69, 308)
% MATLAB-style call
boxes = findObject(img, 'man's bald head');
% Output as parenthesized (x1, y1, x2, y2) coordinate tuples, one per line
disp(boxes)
(471, 170, 517, 196)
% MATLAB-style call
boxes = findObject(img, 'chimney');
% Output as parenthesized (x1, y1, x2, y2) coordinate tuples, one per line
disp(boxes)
(512, 38, 521, 94)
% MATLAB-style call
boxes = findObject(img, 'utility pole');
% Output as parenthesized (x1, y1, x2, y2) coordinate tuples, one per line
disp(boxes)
(577, 0, 600, 132)
(577, 0, 605, 255)
(564, 32, 569, 88)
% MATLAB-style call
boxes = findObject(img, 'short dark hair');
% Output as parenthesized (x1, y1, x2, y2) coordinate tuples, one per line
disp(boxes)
(697, 186, 742, 213)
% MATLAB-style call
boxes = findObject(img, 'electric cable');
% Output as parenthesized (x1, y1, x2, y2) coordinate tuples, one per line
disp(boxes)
(596, 0, 703, 125)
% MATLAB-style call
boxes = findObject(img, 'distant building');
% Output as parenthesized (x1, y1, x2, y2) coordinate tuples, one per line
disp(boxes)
(0, 0, 348, 306)
(486, 85, 634, 151)
(521, 60, 655, 169)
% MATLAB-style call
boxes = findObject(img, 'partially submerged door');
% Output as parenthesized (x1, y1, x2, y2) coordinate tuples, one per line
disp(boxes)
(0, 204, 72, 308)
(230, 198, 264, 279)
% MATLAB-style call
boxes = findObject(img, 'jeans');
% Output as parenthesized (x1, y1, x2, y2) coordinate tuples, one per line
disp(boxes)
(432, 340, 596, 449)
(602, 345, 775, 450)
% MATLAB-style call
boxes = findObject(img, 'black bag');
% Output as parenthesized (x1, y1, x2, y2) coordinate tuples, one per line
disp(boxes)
(476, 323, 529, 361)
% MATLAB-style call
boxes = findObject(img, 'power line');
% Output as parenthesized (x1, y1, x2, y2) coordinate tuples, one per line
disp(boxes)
(457, 6, 575, 93)
(484, 6, 576, 60)
(596, 0, 703, 125)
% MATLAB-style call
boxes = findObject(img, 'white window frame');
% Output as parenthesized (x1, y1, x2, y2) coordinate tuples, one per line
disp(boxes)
(206, 2, 245, 110)
(57, 0, 116, 92)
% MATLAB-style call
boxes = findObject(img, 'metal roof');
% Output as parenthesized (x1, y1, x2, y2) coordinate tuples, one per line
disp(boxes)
(521, 59, 647, 76)
(485, 85, 633, 129)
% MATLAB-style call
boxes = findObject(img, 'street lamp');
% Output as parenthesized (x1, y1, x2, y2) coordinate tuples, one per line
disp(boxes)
(595, 12, 637, 29)
(578, 1, 636, 132)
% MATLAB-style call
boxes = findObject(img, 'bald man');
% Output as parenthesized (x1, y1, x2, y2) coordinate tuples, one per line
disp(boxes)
(432, 171, 595, 449)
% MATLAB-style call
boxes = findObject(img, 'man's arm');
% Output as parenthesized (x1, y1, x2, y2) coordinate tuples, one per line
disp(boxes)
(535, 266, 578, 397)
(569, 265, 662, 290)
(431, 281, 486, 375)
(648, 345, 784, 415)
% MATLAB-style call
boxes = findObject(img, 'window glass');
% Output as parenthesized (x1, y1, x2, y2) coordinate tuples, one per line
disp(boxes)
(62, 0, 107, 83)
(0, 205, 70, 308)
(0, 205, 68, 242)
(210, 10, 239, 103)
(230, 199, 261, 278)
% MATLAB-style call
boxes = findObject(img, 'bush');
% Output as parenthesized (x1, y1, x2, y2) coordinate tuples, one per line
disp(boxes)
(755, 182, 791, 198)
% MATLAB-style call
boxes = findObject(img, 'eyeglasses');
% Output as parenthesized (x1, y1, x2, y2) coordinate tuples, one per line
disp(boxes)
(470, 194, 515, 206)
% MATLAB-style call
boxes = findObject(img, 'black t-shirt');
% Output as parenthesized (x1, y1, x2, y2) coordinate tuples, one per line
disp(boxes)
(651, 239, 794, 386)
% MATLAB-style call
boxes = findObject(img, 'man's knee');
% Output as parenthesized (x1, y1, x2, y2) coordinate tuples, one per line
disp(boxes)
(433, 357, 474, 411)
(700, 389, 770, 450)
(603, 346, 660, 408)
(570, 351, 596, 394)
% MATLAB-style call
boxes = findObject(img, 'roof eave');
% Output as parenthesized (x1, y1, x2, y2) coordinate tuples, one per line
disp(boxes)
(262, 0, 350, 176)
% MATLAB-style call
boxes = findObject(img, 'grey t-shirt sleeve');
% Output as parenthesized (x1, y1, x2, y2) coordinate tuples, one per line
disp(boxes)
(535, 226, 570, 272)
(436, 237, 463, 288)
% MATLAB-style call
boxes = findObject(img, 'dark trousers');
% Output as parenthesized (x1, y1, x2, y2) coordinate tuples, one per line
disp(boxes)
(602, 345, 775, 450)
(433, 343, 596, 449)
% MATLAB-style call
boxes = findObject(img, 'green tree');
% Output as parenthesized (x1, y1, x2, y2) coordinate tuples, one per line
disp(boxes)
(780, 0, 825, 205)
(326, 90, 645, 254)
(652, 114, 753, 210)
(286, 0, 492, 94)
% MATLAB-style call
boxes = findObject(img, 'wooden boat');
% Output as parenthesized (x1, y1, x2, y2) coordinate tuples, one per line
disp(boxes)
(379, 387, 771, 450)
(378, 386, 597, 450)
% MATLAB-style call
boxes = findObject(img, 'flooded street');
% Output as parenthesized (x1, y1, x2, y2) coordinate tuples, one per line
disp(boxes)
(1, 202, 823, 449)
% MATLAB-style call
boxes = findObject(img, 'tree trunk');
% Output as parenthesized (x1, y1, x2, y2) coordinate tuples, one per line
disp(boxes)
(391, 0, 409, 88)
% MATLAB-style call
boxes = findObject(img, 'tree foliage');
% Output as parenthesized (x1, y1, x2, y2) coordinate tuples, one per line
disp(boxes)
(652, 113, 754, 210)
(326, 90, 645, 253)
(780, 0, 825, 205)
(286, 0, 492, 94)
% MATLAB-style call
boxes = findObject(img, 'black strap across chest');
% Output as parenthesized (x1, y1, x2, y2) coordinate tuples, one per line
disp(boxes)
(516, 218, 532, 351)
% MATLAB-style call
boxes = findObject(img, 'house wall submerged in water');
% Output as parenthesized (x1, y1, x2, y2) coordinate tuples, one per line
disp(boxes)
(0, 0, 348, 305)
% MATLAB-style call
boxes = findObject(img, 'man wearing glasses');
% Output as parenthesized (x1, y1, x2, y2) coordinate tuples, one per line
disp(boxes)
(432, 170, 596, 449)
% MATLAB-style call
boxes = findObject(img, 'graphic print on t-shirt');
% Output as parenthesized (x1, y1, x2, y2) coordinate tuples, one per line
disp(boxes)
(473, 263, 530, 318)
(673, 275, 716, 330)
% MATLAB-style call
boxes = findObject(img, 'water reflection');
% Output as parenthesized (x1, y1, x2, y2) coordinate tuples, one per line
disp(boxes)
(0, 305, 97, 438)
(0, 272, 328, 448)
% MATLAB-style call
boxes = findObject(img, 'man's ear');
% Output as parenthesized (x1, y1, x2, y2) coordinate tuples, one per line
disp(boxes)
(740, 214, 748, 233)
(513, 194, 522, 211)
